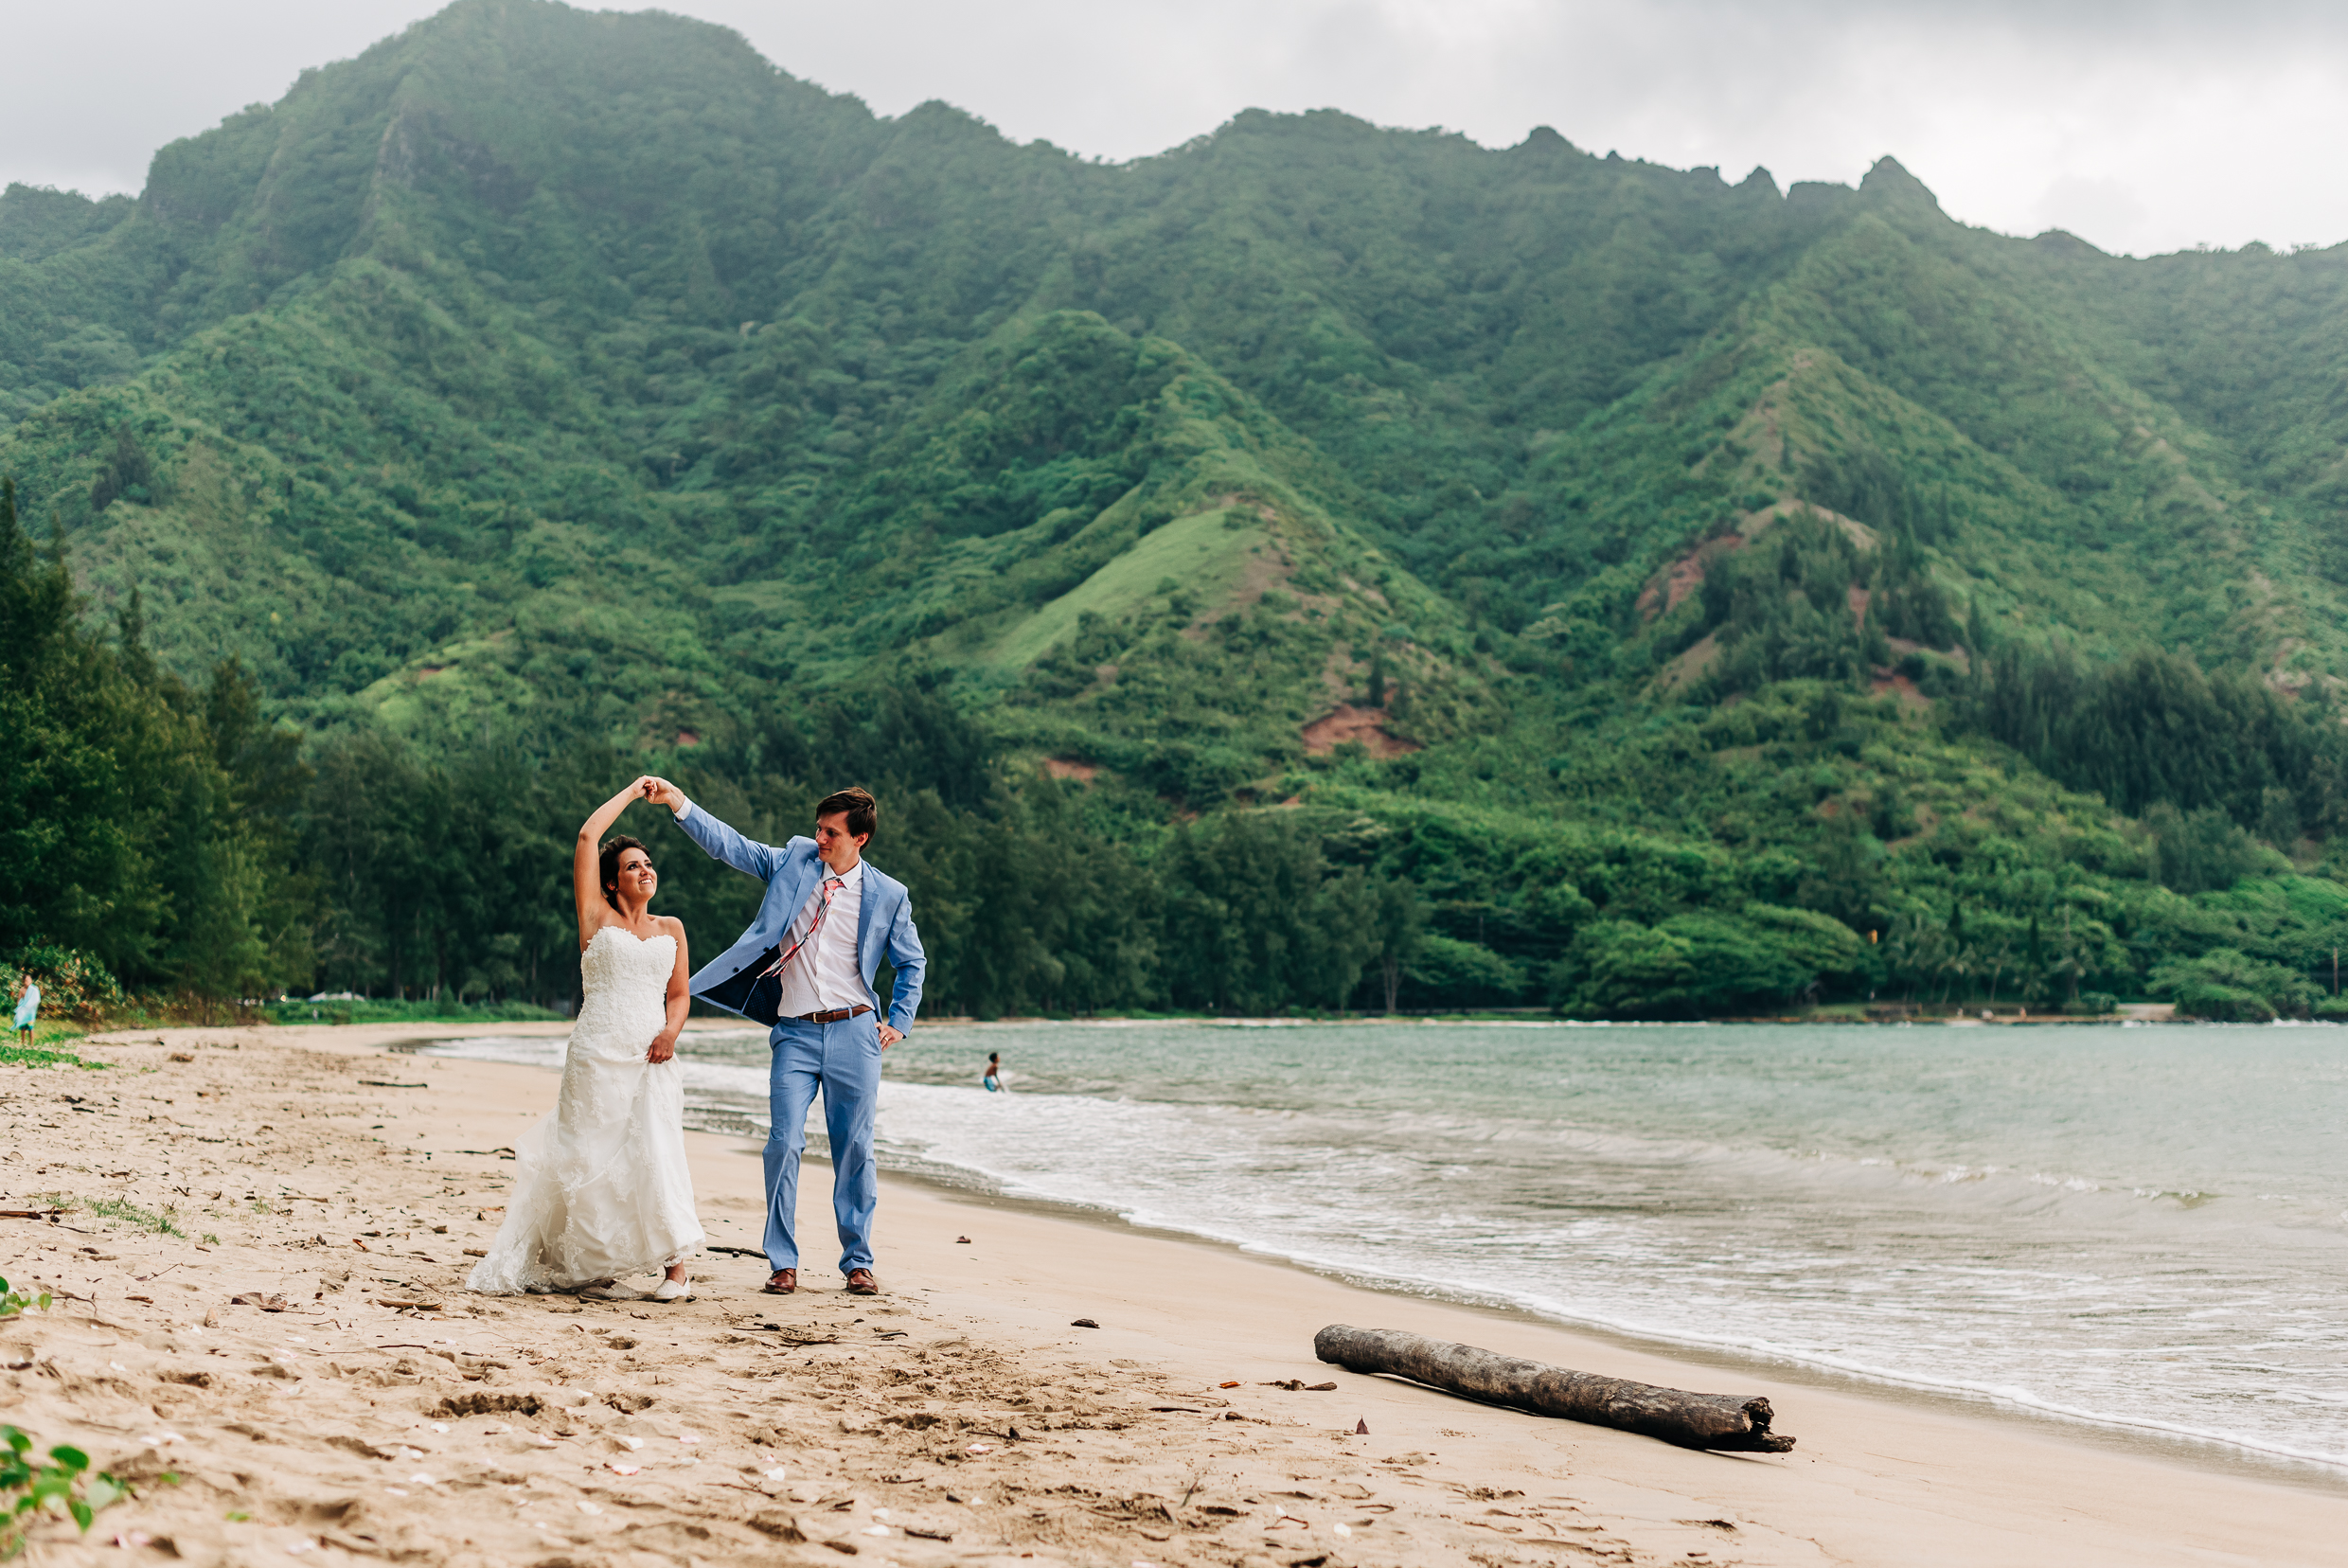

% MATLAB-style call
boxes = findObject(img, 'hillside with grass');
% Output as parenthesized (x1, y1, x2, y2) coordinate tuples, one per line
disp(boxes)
(9, 0, 2348, 1022)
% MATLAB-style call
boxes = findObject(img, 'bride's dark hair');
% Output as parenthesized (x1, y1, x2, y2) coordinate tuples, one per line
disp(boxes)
(598, 835, 649, 910)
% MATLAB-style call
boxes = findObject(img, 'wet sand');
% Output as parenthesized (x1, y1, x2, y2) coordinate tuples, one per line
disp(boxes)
(2, 1022, 2343, 1565)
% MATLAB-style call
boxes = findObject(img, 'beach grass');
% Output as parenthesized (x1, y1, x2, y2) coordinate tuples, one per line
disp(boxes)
(0, 1041, 107, 1071)
(45, 1194, 183, 1237)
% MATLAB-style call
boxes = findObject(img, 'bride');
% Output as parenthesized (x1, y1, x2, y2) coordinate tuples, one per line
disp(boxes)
(467, 777, 704, 1302)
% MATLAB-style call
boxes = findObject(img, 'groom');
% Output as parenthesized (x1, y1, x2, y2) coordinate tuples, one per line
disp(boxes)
(642, 779, 925, 1297)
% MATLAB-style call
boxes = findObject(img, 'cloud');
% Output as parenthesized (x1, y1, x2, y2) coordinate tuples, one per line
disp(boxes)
(2033, 176, 2151, 254)
(4, 0, 2342, 257)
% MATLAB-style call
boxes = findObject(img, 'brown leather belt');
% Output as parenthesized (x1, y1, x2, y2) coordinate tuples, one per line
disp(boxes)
(794, 1005, 872, 1025)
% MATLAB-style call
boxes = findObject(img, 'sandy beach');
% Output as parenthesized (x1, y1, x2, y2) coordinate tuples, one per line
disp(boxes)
(4, 1022, 2345, 1566)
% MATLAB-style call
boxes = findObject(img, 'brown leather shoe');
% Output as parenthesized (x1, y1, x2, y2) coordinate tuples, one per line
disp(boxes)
(845, 1268, 879, 1296)
(762, 1269, 797, 1294)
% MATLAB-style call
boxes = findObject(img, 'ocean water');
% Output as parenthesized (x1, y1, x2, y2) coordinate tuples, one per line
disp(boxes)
(421, 1020, 2348, 1469)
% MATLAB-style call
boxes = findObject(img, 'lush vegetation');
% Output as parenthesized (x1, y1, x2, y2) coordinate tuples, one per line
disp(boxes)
(0, 478, 311, 1002)
(8, 0, 2348, 1023)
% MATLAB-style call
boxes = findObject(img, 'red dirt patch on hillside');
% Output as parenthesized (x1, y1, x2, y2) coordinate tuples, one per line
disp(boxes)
(1041, 757, 1100, 783)
(1637, 534, 1745, 620)
(1302, 704, 1420, 757)
(1870, 671, 1930, 707)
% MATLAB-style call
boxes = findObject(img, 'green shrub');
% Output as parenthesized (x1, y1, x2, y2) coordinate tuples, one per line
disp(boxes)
(1399, 934, 1528, 1008)
(0, 946, 125, 1025)
(2149, 949, 2315, 1022)
(1554, 901, 1863, 1018)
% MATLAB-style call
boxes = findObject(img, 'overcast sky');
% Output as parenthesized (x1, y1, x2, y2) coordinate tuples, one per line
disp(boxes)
(3, 0, 2340, 258)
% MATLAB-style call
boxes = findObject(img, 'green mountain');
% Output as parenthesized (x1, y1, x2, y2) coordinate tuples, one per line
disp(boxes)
(10, 0, 2348, 1021)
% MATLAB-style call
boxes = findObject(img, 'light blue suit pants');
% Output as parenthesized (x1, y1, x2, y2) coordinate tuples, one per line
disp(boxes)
(763, 1012, 882, 1274)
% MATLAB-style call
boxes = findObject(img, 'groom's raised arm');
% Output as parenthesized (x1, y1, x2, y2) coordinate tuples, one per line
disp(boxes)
(645, 778, 776, 882)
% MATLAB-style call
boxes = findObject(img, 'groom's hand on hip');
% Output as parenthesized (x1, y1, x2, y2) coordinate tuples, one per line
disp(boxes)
(878, 1025, 904, 1048)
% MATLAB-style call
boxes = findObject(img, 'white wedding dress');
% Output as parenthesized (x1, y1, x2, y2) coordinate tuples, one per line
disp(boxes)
(467, 927, 703, 1293)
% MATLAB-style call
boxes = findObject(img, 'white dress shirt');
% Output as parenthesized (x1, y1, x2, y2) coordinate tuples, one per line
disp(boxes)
(774, 858, 865, 1018)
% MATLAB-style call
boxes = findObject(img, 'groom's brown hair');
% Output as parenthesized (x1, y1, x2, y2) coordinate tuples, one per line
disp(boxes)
(817, 786, 878, 841)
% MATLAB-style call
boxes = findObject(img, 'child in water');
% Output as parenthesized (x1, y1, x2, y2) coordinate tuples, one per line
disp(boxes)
(983, 1051, 1002, 1093)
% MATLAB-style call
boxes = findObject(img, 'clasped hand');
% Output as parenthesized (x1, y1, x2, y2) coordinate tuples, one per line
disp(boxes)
(647, 1034, 678, 1063)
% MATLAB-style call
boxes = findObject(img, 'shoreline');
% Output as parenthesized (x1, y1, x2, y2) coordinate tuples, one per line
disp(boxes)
(405, 1017, 2346, 1486)
(835, 1164, 2348, 1496)
(306, 1017, 2348, 1486)
(56, 1004, 2209, 1044)
(7, 1023, 2342, 1565)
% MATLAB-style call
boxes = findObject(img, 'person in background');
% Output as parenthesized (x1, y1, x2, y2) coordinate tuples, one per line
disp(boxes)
(12, 975, 38, 1044)
(984, 1050, 1002, 1093)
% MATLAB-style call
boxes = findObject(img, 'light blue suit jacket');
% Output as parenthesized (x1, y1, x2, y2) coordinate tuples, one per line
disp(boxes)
(672, 797, 927, 1033)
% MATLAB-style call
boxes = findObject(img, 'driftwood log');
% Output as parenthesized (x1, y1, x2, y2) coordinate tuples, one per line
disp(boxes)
(1313, 1324, 1794, 1453)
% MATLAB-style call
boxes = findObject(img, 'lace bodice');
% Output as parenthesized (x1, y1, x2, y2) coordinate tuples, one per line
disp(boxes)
(574, 925, 675, 1058)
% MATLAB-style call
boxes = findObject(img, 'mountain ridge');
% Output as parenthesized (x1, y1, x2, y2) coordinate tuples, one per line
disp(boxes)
(9, 0, 2345, 733)
(11, 0, 2348, 1022)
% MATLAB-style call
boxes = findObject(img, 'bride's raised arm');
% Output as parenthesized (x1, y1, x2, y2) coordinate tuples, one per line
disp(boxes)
(574, 777, 655, 948)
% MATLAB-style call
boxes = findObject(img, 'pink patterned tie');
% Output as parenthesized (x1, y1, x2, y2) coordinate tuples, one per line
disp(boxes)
(762, 875, 845, 982)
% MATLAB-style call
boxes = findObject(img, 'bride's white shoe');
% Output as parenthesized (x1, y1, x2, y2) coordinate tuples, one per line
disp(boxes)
(651, 1276, 693, 1302)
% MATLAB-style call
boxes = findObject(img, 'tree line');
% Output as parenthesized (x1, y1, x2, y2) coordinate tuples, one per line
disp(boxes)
(17, 457, 2348, 1027)
(1970, 643, 2348, 854)
(295, 736, 1444, 1021)
(3, 482, 1435, 1018)
(1, 479, 312, 1003)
